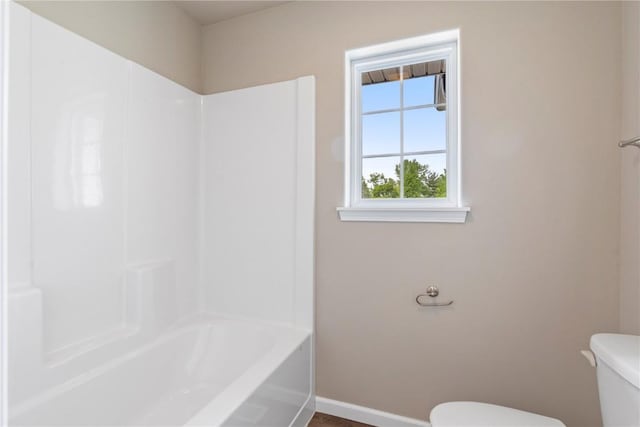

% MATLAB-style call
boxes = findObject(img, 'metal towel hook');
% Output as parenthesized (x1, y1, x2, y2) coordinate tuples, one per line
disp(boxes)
(618, 136, 640, 149)
(416, 285, 454, 307)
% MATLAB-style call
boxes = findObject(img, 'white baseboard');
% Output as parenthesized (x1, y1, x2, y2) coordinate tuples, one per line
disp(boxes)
(315, 396, 431, 427)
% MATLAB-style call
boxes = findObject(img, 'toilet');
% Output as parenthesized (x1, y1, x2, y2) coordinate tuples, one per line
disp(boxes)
(430, 333, 640, 427)
(430, 402, 564, 427)
(590, 333, 640, 427)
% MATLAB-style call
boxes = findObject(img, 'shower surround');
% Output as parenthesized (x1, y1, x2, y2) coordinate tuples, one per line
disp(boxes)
(4, 2, 315, 426)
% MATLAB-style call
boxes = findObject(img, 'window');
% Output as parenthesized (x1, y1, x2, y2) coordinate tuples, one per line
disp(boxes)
(338, 30, 469, 223)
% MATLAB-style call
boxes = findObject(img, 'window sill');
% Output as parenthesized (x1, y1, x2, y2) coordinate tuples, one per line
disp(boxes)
(337, 206, 470, 223)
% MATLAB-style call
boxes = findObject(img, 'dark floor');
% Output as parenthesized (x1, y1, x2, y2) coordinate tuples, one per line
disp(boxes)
(308, 413, 373, 427)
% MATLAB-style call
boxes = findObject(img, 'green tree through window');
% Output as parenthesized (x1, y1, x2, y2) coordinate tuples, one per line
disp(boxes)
(362, 159, 446, 199)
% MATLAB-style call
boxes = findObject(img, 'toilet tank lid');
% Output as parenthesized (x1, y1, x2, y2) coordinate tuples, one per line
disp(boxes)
(590, 333, 640, 389)
(430, 402, 565, 427)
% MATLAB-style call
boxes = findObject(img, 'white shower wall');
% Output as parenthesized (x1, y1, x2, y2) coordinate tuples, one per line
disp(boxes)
(8, 0, 199, 384)
(6, 2, 315, 417)
(30, 12, 129, 350)
(201, 79, 315, 330)
(125, 62, 200, 320)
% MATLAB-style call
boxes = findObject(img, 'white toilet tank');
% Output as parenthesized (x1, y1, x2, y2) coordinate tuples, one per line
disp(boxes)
(590, 334, 640, 427)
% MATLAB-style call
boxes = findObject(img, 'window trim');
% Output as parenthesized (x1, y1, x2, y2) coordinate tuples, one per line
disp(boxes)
(339, 29, 469, 223)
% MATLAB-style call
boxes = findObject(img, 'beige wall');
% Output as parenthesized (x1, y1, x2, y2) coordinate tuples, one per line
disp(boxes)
(202, 3, 621, 426)
(620, 2, 640, 335)
(18, 1, 202, 93)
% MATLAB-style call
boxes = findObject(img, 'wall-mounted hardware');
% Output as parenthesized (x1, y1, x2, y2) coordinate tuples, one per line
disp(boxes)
(618, 136, 640, 149)
(416, 285, 454, 307)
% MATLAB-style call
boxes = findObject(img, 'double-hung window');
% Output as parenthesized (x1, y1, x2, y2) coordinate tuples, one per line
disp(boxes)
(338, 30, 469, 223)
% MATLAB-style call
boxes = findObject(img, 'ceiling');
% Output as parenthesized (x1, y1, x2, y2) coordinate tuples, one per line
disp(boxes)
(174, 1, 289, 25)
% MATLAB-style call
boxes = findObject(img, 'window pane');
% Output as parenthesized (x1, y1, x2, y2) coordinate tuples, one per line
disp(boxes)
(402, 154, 447, 199)
(362, 156, 400, 199)
(362, 112, 400, 156)
(361, 66, 401, 112)
(403, 75, 435, 107)
(403, 107, 446, 153)
(402, 59, 445, 107)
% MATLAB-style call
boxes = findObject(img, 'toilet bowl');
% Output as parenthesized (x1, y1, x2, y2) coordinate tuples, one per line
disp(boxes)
(430, 401, 565, 427)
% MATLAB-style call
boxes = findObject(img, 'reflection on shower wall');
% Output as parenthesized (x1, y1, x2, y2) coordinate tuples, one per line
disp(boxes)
(30, 14, 128, 351)
(7, 4, 199, 360)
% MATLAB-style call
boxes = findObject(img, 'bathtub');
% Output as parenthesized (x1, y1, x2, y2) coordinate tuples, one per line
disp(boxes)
(9, 315, 313, 426)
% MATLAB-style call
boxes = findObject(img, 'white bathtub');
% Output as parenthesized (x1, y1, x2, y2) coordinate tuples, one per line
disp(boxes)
(9, 315, 313, 426)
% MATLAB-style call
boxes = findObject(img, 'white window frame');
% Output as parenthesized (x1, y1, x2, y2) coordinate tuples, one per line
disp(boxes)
(338, 29, 469, 223)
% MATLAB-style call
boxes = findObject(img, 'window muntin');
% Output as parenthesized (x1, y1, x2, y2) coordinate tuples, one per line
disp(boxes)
(345, 36, 460, 210)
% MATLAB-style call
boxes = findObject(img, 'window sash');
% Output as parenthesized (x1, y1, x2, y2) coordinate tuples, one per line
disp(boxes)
(349, 42, 458, 207)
